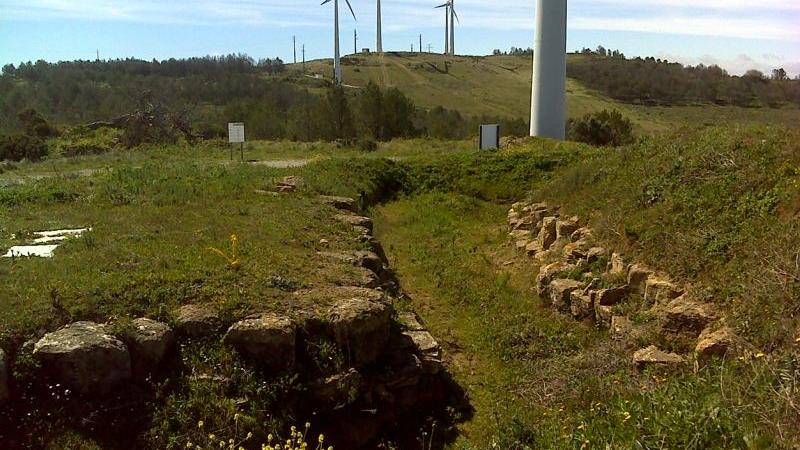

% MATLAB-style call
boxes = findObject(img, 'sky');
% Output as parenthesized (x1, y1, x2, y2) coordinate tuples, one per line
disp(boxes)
(0, 0, 798, 76)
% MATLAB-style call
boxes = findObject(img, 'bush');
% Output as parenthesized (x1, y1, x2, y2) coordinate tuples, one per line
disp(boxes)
(52, 126, 120, 157)
(0, 133, 49, 162)
(17, 108, 59, 138)
(355, 137, 378, 152)
(567, 109, 634, 147)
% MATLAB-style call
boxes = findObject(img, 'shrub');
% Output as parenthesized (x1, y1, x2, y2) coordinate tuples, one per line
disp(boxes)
(567, 109, 634, 147)
(17, 108, 59, 138)
(0, 133, 49, 162)
(52, 126, 120, 157)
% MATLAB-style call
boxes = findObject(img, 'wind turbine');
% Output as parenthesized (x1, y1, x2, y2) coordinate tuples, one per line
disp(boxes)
(376, 0, 383, 53)
(530, 0, 567, 139)
(321, 0, 356, 84)
(435, 2, 450, 55)
(436, 1, 458, 55)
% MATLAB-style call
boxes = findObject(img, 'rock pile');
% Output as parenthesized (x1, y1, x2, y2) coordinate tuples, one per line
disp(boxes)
(508, 200, 740, 367)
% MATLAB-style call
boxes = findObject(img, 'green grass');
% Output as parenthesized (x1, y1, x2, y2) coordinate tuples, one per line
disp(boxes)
(373, 192, 799, 449)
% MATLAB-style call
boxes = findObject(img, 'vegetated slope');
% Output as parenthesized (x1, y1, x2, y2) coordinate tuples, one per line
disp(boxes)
(296, 53, 800, 133)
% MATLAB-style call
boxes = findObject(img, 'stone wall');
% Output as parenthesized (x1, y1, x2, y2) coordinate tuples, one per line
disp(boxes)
(0, 192, 454, 448)
(509, 200, 741, 368)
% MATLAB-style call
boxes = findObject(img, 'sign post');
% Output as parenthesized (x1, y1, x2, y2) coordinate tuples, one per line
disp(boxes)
(479, 124, 500, 150)
(228, 122, 245, 161)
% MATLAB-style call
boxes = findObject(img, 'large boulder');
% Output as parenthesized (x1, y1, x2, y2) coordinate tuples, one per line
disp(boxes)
(124, 318, 175, 378)
(594, 304, 614, 327)
(586, 247, 608, 264)
(174, 304, 221, 338)
(695, 327, 738, 360)
(633, 345, 685, 369)
(329, 297, 392, 367)
(661, 297, 716, 337)
(627, 263, 654, 295)
(549, 279, 584, 311)
(570, 227, 593, 243)
(335, 214, 374, 232)
(33, 322, 131, 395)
(536, 262, 573, 297)
(610, 316, 634, 341)
(644, 278, 684, 307)
(319, 195, 358, 213)
(0, 348, 8, 404)
(308, 369, 362, 409)
(403, 330, 443, 374)
(224, 314, 297, 372)
(537, 217, 558, 251)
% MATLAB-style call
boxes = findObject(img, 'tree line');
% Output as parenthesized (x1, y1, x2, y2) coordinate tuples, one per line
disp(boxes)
(569, 47, 800, 107)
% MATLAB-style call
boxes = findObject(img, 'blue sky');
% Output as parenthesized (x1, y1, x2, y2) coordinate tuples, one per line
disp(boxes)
(1, 0, 798, 76)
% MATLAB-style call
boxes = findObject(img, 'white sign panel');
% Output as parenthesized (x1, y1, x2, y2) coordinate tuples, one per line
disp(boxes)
(479, 124, 500, 150)
(228, 122, 245, 143)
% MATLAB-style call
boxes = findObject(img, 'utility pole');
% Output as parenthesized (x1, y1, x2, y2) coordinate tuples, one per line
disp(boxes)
(302, 44, 306, 72)
(427, 43, 433, 53)
(411, 44, 414, 52)
(419, 34, 423, 54)
(354, 29, 358, 55)
(96, 49, 100, 61)
(293, 36, 297, 64)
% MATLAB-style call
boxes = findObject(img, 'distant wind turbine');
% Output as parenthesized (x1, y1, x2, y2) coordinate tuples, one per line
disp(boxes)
(321, 0, 357, 84)
(435, 1, 458, 55)
(435, 2, 450, 55)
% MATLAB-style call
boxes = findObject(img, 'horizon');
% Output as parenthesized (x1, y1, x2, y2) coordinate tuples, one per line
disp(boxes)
(0, 0, 798, 77)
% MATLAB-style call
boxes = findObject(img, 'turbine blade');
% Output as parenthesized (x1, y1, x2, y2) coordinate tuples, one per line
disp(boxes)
(452, 8, 460, 23)
(345, 0, 357, 21)
(435, 3, 449, 8)
(321, 0, 332, 4)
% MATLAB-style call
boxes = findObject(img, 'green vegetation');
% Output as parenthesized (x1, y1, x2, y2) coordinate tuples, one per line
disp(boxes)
(567, 109, 634, 147)
(2, 124, 800, 448)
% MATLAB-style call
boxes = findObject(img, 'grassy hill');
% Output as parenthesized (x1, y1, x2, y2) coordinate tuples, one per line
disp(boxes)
(293, 52, 800, 134)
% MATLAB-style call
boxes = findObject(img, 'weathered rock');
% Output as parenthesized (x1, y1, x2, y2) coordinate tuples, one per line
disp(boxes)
(335, 214, 374, 232)
(0, 348, 8, 404)
(536, 262, 573, 297)
(661, 297, 716, 337)
(608, 252, 627, 276)
(175, 304, 220, 338)
(124, 318, 175, 378)
(586, 247, 608, 264)
(383, 353, 423, 389)
(308, 369, 362, 408)
(276, 175, 304, 192)
(224, 314, 296, 372)
(556, 219, 579, 241)
(596, 286, 630, 306)
(570, 290, 595, 320)
(329, 297, 392, 367)
(594, 303, 614, 327)
(537, 217, 558, 251)
(354, 250, 384, 275)
(515, 239, 531, 251)
(397, 311, 426, 331)
(509, 229, 532, 241)
(549, 279, 584, 311)
(33, 322, 131, 395)
(511, 216, 535, 231)
(695, 327, 737, 360)
(563, 239, 590, 262)
(404, 330, 443, 374)
(525, 240, 543, 257)
(610, 316, 634, 340)
(644, 278, 684, 307)
(633, 346, 685, 368)
(571, 227, 593, 242)
(628, 263, 654, 295)
(319, 195, 358, 213)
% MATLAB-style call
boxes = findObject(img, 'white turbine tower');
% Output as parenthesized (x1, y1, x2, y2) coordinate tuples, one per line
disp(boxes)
(530, 0, 567, 139)
(436, 1, 458, 55)
(321, 0, 357, 84)
(376, 0, 383, 53)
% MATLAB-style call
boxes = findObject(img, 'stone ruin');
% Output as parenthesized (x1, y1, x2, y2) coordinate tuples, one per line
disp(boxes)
(0, 193, 456, 449)
(508, 200, 742, 369)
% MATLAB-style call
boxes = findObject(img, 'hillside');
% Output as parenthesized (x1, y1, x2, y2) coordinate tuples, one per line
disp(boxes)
(294, 52, 800, 133)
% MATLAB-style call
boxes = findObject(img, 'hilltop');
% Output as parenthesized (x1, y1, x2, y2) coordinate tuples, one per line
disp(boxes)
(294, 52, 800, 133)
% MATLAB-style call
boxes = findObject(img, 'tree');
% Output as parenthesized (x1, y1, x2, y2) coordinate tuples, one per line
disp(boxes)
(771, 68, 788, 81)
(1, 64, 15, 77)
(323, 85, 354, 140)
(382, 88, 416, 139)
(17, 109, 58, 138)
(356, 82, 383, 139)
